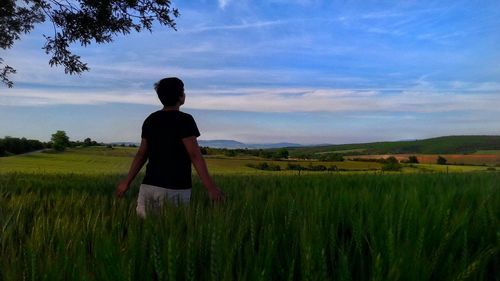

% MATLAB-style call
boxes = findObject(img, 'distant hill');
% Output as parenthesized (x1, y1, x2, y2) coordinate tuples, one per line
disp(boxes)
(288, 135, 500, 156)
(249, 142, 302, 149)
(198, 140, 301, 149)
(109, 135, 500, 154)
(109, 142, 139, 147)
(198, 140, 247, 149)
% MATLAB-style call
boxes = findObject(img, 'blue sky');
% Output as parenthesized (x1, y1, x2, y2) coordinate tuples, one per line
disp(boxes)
(1, 0, 499, 144)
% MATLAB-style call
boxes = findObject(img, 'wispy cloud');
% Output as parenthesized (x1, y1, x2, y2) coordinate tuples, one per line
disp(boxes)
(3, 85, 500, 115)
(182, 20, 284, 33)
(218, 0, 230, 9)
(0, 89, 154, 106)
(188, 88, 500, 113)
(336, 5, 479, 44)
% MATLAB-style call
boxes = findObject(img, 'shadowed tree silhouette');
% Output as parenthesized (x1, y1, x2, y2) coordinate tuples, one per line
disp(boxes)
(0, 0, 179, 87)
(437, 156, 447, 165)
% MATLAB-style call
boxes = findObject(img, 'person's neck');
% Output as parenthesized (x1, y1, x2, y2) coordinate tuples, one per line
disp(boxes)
(162, 105, 180, 111)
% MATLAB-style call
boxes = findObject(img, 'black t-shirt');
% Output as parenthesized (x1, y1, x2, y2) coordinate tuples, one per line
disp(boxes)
(141, 110, 200, 189)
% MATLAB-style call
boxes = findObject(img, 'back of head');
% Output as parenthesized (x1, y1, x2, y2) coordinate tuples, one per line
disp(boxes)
(154, 77, 184, 106)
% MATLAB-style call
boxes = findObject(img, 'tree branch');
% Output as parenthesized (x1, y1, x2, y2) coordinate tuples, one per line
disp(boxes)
(1, 0, 179, 87)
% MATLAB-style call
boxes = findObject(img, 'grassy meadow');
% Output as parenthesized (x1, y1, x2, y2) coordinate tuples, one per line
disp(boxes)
(0, 147, 384, 175)
(0, 147, 499, 280)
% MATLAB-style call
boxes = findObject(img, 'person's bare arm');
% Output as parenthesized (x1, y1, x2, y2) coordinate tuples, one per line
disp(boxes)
(115, 138, 148, 198)
(182, 136, 224, 201)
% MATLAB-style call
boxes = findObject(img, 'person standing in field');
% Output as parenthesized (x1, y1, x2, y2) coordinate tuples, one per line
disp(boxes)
(115, 77, 224, 217)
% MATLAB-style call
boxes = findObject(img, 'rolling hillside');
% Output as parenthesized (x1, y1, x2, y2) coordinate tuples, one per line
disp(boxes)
(198, 140, 301, 149)
(289, 135, 500, 156)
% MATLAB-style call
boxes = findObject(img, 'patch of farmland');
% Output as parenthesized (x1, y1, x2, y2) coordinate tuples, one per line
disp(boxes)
(346, 154, 500, 165)
(314, 148, 366, 154)
(66, 146, 138, 157)
(0, 148, 132, 174)
(205, 158, 382, 174)
(0, 148, 381, 175)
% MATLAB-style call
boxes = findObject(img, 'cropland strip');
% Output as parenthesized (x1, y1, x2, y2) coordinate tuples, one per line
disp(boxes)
(346, 154, 500, 165)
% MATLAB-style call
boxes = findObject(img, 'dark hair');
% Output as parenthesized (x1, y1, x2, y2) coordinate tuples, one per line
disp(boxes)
(154, 77, 184, 106)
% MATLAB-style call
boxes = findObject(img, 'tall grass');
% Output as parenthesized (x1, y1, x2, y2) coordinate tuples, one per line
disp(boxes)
(0, 172, 498, 280)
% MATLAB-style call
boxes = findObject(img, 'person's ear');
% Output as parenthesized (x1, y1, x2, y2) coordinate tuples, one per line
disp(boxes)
(179, 93, 186, 105)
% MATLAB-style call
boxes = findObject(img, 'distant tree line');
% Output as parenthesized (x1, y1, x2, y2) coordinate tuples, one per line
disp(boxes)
(202, 147, 290, 160)
(0, 131, 113, 156)
(51, 131, 107, 151)
(201, 147, 346, 162)
(285, 152, 345, 161)
(349, 156, 409, 172)
(246, 162, 282, 171)
(0, 137, 45, 156)
(287, 163, 339, 171)
(246, 162, 340, 172)
(115, 143, 138, 148)
(352, 156, 419, 164)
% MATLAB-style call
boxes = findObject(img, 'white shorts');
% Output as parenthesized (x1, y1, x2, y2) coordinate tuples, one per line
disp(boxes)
(136, 184, 191, 218)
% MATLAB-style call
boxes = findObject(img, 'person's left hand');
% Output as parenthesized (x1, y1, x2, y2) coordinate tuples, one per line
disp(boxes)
(208, 186, 225, 203)
(115, 180, 130, 198)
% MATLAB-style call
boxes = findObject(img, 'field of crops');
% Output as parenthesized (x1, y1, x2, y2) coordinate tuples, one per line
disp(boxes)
(2, 147, 495, 176)
(0, 147, 384, 175)
(0, 147, 499, 280)
(345, 154, 500, 166)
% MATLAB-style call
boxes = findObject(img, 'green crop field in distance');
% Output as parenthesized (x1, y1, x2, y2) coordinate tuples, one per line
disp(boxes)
(2, 147, 496, 175)
(205, 157, 382, 175)
(0, 147, 384, 175)
(416, 164, 489, 173)
(0, 147, 134, 174)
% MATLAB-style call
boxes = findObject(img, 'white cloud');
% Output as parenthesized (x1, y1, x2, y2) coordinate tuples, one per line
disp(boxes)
(218, 0, 230, 9)
(0, 88, 155, 106)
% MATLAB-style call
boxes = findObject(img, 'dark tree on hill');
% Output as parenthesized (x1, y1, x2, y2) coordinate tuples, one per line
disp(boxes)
(407, 155, 419, 164)
(385, 156, 399, 164)
(275, 148, 289, 159)
(0, 0, 179, 87)
(382, 156, 402, 171)
(437, 156, 447, 165)
(51, 130, 70, 151)
(318, 153, 344, 162)
(258, 150, 274, 159)
(83, 137, 92, 147)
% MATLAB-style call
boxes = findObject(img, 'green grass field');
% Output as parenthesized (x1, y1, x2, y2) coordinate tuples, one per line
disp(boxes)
(475, 150, 500, 155)
(0, 147, 499, 280)
(1, 146, 494, 175)
(0, 147, 384, 175)
(0, 147, 134, 174)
